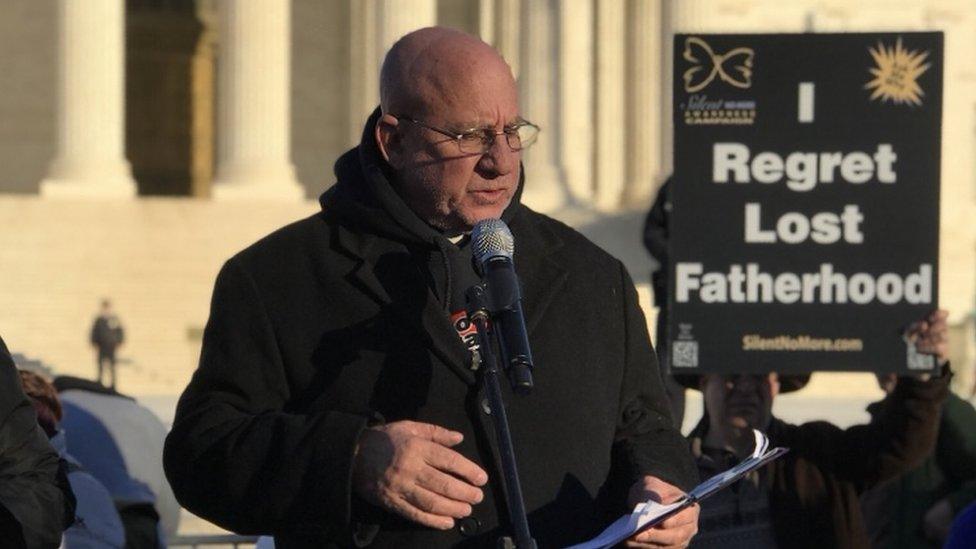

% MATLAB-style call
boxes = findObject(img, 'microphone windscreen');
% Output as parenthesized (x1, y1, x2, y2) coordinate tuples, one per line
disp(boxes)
(471, 218, 514, 273)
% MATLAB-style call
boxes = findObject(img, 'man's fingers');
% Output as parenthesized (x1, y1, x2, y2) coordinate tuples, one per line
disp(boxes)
(633, 522, 697, 545)
(657, 505, 698, 529)
(402, 484, 473, 519)
(426, 444, 489, 486)
(354, 421, 488, 531)
(917, 338, 945, 351)
(625, 542, 689, 549)
(910, 310, 948, 338)
(417, 467, 484, 504)
(410, 421, 464, 447)
(911, 310, 949, 363)
(630, 502, 698, 547)
(388, 493, 456, 530)
(921, 323, 947, 340)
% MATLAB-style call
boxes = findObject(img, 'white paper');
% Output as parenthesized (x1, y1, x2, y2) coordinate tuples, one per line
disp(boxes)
(565, 430, 787, 549)
(564, 499, 687, 549)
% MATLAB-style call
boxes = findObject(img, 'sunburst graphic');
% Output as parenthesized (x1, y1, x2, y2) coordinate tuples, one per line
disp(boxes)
(865, 38, 931, 106)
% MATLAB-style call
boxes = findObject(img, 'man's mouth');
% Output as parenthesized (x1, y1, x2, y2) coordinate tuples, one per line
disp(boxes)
(470, 188, 508, 202)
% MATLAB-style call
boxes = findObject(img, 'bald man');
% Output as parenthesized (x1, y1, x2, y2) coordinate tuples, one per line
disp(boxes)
(165, 28, 698, 548)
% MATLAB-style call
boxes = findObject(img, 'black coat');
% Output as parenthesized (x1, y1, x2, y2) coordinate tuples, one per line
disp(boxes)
(641, 178, 671, 308)
(0, 336, 75, 548)
(164, 115, 696, 548)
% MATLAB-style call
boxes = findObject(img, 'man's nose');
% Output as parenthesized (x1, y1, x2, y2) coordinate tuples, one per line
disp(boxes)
(477, 135, 519, 176)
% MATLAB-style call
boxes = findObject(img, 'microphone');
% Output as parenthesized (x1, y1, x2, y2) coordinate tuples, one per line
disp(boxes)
(471, 219, 534, 394)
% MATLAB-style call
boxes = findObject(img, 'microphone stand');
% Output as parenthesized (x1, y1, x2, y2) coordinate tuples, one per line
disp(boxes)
(466, 284, 537, 549)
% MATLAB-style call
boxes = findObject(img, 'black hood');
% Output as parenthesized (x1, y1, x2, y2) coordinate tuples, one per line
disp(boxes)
(319, 107, 525, 247)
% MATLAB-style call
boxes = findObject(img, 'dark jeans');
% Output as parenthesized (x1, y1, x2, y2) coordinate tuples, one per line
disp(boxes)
(118, 504, 162, 549)
(97, 349, 116, 389)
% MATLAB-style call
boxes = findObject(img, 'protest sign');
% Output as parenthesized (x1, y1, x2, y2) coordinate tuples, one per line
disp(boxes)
(670, 32, 943, 374)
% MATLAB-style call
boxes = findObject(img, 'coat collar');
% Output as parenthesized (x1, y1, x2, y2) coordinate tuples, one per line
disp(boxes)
(333, 224, 475, 384)
(332, 208, 569, 386)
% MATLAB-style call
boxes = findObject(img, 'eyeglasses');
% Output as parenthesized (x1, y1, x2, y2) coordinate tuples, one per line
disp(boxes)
(394, 115, 540, 154)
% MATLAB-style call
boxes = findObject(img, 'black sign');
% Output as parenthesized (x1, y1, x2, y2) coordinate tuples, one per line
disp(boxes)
(670, 32, 943, 375)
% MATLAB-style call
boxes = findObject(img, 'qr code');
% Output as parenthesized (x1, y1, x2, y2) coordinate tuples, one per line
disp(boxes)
(672, 341, 699, 368)
(906, 340, 935, 371)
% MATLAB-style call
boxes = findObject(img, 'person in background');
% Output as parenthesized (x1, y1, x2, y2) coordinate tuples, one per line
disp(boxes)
(642, 177, 686, 428)
(18, 369, 125, 549)
(0, 335, 75, 548)
(677, 310, 951, 549)
(53, 375, 178, 548)
(860, 364, 976, 547)
(90, 299, 124, 390)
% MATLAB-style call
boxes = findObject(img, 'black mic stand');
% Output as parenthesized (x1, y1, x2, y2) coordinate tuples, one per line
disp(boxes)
(466, 284, 537, 549)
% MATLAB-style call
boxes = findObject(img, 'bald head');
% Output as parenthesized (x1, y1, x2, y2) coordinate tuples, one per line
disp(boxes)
(380, 27, 516, 117)
(373, 27, 523, 233)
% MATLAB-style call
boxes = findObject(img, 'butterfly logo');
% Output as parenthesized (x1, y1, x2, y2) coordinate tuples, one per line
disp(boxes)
(682, 37, 754, 93)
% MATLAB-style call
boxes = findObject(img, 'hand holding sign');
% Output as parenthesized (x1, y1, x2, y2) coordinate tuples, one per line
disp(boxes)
(906, 309, 949, 366)
(671, 31, 942, 376)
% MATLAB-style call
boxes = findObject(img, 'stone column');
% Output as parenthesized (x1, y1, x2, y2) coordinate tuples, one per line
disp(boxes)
(519, 0, 566, 212)
(478, 0, 495, 45)
(348, 0, 436, 146)
(558, 0, 594, 204)
(348, 0, 379, 145)
(377, 0, 437, 55)
(661, 0, 709, 177)
(212, 0, 304, 201)
(493, 0, 520, 78)
(593, 0, 626, 211)
(190, 3, 218, 198)
(625, 0, 664, 205)
(40, 0, 136, 199)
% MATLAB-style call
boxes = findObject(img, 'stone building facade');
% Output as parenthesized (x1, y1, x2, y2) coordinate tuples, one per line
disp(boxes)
(0, 0, 973, 397)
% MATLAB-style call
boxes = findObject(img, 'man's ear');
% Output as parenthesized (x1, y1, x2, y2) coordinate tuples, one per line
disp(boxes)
(375, 114, 401, 167)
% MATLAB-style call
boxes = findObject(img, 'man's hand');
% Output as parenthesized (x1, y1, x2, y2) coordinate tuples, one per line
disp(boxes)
(624, 475, 699, 548)
(923, 497, 954, 543)
(352, 420, 488, 530)
(907, 309, 949, 366)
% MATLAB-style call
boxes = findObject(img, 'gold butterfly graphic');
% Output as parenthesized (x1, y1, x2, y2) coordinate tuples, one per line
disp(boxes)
(683, 37, 754, 93)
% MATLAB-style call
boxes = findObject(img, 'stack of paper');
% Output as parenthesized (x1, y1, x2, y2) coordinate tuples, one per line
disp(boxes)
(565, 430, 788, 549)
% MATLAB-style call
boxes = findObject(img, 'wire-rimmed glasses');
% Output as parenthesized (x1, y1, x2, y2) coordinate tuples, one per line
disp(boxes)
(394, 116, 540, 154)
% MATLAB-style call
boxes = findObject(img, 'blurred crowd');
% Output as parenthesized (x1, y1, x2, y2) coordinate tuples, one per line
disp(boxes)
(1, 331, 177, 549)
